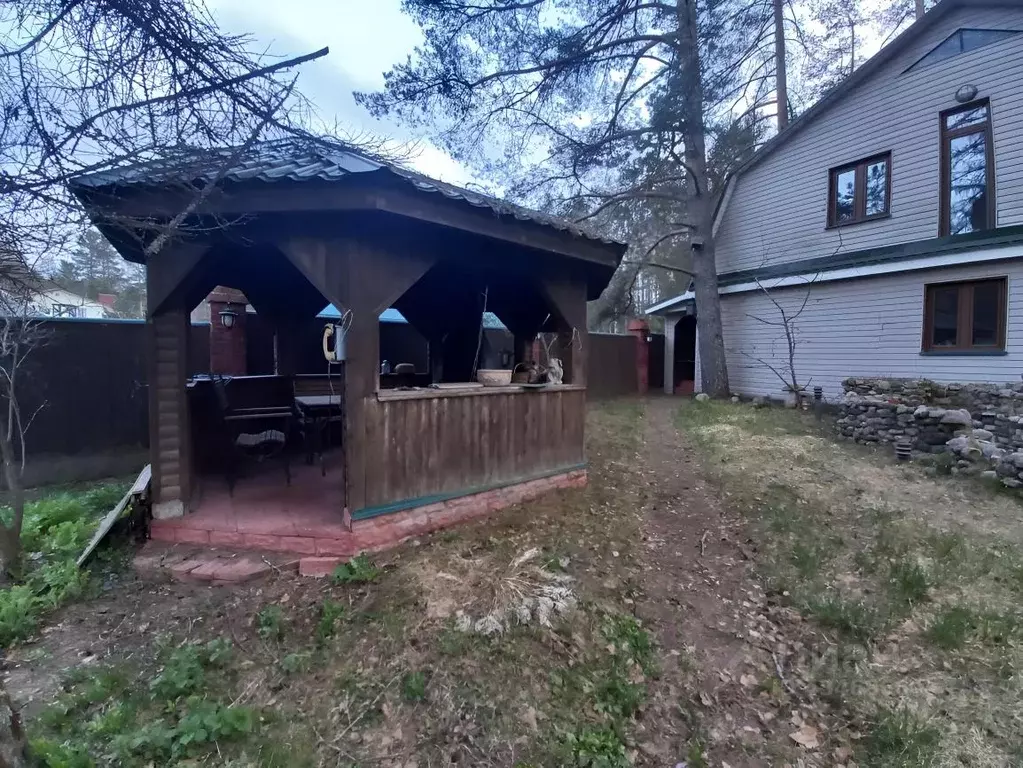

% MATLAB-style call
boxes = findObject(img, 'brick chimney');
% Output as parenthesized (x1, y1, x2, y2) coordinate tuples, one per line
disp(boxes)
(206, 286, 248, 375)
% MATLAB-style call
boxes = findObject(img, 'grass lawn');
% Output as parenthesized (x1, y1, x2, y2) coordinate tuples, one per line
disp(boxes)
(15, 401, 706, 768)
(0, 481, 130, 647)
(9, 398, 1023, 767)
(677, 400, 1023, 767)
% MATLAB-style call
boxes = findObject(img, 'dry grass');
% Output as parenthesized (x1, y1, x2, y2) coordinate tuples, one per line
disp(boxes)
(677, 400, 1023, 767)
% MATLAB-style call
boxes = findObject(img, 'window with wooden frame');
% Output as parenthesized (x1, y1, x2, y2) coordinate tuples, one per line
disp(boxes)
(922, 278, 1006, 353)
(827, 152, 891, 227)
(940, 100, 995, 236)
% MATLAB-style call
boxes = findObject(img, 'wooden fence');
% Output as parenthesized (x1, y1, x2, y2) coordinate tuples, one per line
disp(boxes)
(22, 318, 209, 458)
(586, 332, 639, 399)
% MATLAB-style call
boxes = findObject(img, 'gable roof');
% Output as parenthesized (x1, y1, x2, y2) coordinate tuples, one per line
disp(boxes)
(715, 0, 1015, 228)
(69, 138, 621, 249)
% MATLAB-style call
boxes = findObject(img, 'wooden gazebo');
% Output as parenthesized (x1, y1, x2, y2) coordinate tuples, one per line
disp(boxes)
(71, 141, 624, 557)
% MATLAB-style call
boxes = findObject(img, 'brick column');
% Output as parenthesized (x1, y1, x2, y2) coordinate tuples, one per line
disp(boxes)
(206, 286, 248, 376)
(627, 319, 649, 395)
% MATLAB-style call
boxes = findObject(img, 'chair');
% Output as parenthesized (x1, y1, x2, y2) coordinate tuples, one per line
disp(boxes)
(292, 374, 344, 476)
(213, 377, 296, 494)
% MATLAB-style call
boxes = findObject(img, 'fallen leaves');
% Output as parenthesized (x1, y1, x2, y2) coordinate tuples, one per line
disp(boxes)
(788, 723, 820, 749)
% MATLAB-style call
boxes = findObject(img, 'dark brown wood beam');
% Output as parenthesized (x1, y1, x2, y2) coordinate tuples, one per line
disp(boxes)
(81, 174, 623, 269)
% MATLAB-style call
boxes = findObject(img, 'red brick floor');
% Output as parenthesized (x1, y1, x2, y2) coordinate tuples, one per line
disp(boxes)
(146, 463, 587, 572)
(151, 458, 352, 554)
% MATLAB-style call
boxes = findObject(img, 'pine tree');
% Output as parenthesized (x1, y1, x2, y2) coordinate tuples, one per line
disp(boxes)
(360, 0, 779, 396)
(72, 229, 124, 299)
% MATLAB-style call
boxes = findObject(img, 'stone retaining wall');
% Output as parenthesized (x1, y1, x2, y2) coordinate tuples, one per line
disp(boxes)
(837, 377, 1023, 488)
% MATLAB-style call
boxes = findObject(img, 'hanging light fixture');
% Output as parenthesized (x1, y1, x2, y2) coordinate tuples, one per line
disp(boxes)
(218, 308, 238, 329)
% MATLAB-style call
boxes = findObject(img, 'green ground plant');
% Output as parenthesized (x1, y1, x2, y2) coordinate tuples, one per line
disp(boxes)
(32, 637, 262, 766)
(0, 481, 127, 647)
(331, 553, 381, 585)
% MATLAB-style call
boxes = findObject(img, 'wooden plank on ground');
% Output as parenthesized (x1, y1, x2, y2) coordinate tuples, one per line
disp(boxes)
(76, 464, 151, 568)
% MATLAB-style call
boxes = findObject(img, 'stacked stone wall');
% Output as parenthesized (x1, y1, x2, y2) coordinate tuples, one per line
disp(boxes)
(837, 378, 1023, 488)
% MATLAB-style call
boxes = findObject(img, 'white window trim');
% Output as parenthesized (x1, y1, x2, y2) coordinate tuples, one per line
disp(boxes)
(646, 241, 1023, 314)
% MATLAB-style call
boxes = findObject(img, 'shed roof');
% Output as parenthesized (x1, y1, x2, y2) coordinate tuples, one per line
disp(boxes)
(70, 138, 620, 249)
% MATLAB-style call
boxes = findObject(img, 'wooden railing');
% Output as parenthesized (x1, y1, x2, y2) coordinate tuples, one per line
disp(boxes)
(357, 385, 586, 512)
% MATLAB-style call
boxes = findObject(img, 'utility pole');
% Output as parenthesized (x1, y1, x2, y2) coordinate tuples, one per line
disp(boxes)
(773, 0, 789, 130)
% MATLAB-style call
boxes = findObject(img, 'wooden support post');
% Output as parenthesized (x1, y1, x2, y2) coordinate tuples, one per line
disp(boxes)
(428, 337, 444, 383)
(272, 317, 301, 376)
(279, 235, 437, 516)
(693, 320, 702, 394)
(663, 314, 678, 395)
(146, 242, 210, 318)
(513, 334, 532, 364)
(148, 305, 192, 518)
(540, 275, 588, 387)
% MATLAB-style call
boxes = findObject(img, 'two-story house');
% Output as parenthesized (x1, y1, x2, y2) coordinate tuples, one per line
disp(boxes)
(647, 0, 1023, 400)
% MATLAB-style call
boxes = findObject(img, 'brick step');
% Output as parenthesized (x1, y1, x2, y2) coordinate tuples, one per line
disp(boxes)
(150, 522, 360, 557)
(133, 542, 297, 585)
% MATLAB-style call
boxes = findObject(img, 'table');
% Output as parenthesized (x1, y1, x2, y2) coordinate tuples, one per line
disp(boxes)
(295, 395, 342, 409)
(295, 395, 343, 473)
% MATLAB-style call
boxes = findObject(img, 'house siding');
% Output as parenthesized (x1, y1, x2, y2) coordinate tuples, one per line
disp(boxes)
(716, 4, 1023, 274)
(721, 260, 1023, 399)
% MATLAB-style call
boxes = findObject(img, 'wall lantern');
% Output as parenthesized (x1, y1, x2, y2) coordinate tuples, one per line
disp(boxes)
(219, 309, 238, 329)
(955, 84, 979, 103)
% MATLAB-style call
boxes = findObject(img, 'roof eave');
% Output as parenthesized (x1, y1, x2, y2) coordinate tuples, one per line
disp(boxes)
(645, 291, 695, 315)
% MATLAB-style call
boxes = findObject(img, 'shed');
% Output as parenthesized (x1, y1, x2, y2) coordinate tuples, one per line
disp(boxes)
(70, 140, 625, 556)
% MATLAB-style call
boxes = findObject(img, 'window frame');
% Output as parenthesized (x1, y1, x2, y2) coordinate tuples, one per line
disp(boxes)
(905, 28, 1022, 73)
(826, 151, 892, 228)
(939, 99, 995, 237)
(921, 277, 1007, 354)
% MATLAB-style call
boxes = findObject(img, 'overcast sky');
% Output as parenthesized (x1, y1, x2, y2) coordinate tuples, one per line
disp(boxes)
(206, 0, 474, 185)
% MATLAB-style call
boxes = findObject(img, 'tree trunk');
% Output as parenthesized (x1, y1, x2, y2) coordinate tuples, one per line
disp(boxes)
(0, 528, 20, 583)
(773, 0, 789, 130)
(915, 0, 925, 19)
(691, 231, 730, 397)
(677, 0, 731, 398)
(0, 424, 23, 579)
(0, 681, 28, 768)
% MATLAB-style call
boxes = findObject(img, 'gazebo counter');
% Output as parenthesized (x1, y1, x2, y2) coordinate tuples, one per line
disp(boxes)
(355, 384, 586, 519)
(374, 383, 584, 401)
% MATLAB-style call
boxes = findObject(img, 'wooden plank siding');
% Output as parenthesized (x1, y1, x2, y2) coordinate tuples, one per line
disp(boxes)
(720, 260, 1023, 400)
(715, 5, 1023, 275)
(358, 387, 586, 512)
(149, 308, 192, 514)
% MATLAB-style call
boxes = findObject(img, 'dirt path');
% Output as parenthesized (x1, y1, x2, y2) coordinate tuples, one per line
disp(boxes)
(635, 398, 809, 767)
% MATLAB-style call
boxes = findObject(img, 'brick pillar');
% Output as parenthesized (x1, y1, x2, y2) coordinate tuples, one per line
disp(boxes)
(627, 319, 649, 395)
(206, 286, 248, 376)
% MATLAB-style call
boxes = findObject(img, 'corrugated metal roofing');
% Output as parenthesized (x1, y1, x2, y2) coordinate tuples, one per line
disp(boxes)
(71, 139, 619, 247)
